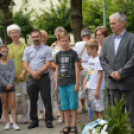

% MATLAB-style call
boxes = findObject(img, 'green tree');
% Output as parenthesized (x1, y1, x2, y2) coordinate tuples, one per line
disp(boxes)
(0, 0, 14, 45)
(13, 5, 35, 44)
(82, 0, 103, 32)
(32, 0, 72, 35)
(0, 12, 5, 40)
(82, 0, 134, 33)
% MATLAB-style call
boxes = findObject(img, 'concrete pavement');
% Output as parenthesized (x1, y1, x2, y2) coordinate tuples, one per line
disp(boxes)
(0, 100, 89, 134)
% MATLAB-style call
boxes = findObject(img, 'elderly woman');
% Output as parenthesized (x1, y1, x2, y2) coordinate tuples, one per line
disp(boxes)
(95, 26, 109, 107)
(51, 26, 66, 124)
(95, 26, 109, 54)
(7, 24, 29, 123)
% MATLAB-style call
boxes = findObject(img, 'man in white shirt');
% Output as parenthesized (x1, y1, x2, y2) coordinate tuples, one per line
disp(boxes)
(75, 29, 90, 113)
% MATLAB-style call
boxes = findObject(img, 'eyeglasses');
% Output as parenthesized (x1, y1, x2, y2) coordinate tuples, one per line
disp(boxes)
(96, 34, 103, 37)
(2, 51, 8, 55)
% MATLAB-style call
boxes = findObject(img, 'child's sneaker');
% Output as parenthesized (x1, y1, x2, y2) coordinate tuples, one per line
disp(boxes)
(4, 123, 11, 130)
(13, 123, 20, 130)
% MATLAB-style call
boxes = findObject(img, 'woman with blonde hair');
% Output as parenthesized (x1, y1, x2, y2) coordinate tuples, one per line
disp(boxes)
(37, 30, 55, 120)
(51, 26, 66, 124)
(7, 24, 29, 123)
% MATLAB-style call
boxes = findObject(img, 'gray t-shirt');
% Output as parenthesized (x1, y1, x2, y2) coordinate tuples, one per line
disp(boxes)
(0, 59, 15, 88)
(55, 49, 79, 86)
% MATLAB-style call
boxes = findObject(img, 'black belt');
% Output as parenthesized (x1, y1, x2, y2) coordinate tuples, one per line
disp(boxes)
(30, 73, 49, 78)
(41, 73, 49, 77)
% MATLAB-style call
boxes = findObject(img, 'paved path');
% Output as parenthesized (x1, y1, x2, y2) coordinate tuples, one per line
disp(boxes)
(0, 101, 89, 134)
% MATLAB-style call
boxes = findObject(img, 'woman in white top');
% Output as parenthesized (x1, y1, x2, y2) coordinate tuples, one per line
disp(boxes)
(51, 26, 66, 124)
(75, 29, 90, 113)
(95, 26, 109, 108)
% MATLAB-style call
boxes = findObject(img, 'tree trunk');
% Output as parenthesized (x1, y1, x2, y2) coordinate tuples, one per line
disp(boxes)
(24, 34, 27, 45)
(0, 0, 13, 45)
(70, 0, 83, 43)
(3, 10, 13, 45)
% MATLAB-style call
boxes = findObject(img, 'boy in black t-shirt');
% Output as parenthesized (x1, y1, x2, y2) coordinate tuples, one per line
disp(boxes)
(55, 32, 79, 134)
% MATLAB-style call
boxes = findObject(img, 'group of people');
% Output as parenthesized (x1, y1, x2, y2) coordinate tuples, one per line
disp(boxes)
(0, 11, 134, 134)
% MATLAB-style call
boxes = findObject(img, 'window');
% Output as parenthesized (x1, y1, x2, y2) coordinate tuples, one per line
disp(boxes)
(40, 0, 46, 3)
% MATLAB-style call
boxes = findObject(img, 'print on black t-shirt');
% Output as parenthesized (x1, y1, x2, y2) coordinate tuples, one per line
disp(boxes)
(59, 55, 71, 77)
(55, 49, 79, 86)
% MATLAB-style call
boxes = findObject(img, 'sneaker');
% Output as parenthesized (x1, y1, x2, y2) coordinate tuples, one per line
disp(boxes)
(4, 123, 11, 130)
(39, 113, 44, 120)
(13, 123, 20, 130)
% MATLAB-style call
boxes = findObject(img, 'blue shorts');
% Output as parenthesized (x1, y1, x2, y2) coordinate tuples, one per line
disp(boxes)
(58, 84, 78, 110)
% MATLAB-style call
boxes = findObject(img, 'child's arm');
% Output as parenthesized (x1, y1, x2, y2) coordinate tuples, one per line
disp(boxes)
(9, 60, 15, 85)
(94, 70, 103, 98)
(0, 74, 8, 88)
(50, 62, 56, 70)
(83, 74, 88, 90)
(55, 65, 59, 93)
(78, 59, 83, 71)
(6, 60, 15, 90)
(74, 61, 79, 92)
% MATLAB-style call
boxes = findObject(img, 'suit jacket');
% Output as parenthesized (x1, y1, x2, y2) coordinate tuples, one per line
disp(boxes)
(0, 98, 2, 119)
(100, 31, 134, 90)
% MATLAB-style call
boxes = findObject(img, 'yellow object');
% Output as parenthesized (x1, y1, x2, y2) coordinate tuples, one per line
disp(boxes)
(88, 70, 93, 75)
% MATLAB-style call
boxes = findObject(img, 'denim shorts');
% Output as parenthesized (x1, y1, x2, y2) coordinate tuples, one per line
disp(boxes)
(58, 84, 78, 110)
(0, 87, 15, 93)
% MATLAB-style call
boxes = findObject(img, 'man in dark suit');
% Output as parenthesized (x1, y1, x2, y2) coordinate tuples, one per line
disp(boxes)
(0, 98, 2, 119)
(100, 12, 134, 132)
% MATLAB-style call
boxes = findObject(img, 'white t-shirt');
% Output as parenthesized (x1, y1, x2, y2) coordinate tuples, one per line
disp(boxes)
(50, 46, 61, 78)
(87, 56, 105, 90)
(75, 41, 89, 71)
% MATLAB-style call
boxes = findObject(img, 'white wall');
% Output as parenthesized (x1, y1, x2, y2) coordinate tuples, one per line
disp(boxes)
(13, 0, 59, 14)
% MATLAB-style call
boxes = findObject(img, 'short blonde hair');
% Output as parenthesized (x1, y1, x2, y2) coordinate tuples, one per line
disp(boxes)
(40, 30, 48, 38)
(86, 39, 98, 51)
(54, 26, 65, 36)
(7, 24, 21, 37)
(95, 26, 109, 38)
(58, 31, 70, 40)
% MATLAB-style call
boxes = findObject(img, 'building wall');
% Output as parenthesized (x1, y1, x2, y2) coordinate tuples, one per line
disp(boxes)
(13, 0, 59, 14)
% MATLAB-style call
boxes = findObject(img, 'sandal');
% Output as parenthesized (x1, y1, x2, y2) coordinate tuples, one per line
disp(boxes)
(69, 127, 78, 134)
(57, 117, 64, 124)
(60, 126, 70, 134)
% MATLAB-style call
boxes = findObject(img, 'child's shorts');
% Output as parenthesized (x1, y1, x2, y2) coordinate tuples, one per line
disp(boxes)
(88, 89, 105, 112)
(58, 84, 78, 110)
(0, 87, 15, 93)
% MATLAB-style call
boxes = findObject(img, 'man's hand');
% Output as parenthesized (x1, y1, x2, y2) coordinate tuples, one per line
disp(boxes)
(94, 89, 99, 99)
(18, 72, 25, 81)
(55, 85, 58, 94)
(113, 71, 121, 81)
(6, 84, 13, 90)
(31, 71, 41, 80)
(110, 72, 115, 78)
(74, 84, 79, 92)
